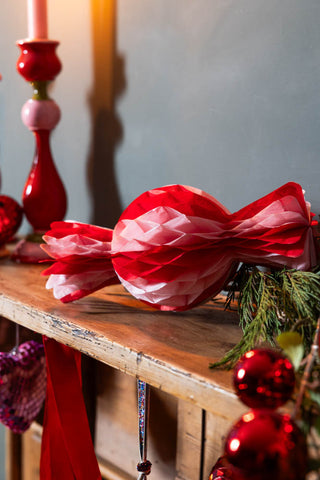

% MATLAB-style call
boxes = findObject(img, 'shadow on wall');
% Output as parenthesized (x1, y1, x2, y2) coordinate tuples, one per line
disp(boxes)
(87, 0, 125, 228)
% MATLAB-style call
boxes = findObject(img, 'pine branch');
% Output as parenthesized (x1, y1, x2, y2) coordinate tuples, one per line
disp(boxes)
(211, 266, 320, 370)
(210, 269, 280, 369)
(281, 270, 320, 323)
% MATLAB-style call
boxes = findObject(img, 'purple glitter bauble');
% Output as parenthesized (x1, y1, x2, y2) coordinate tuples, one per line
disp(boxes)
(0, 340, 46, 433)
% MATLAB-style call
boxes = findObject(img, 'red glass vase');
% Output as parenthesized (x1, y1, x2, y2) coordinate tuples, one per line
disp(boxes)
(23, 130, 67, 232)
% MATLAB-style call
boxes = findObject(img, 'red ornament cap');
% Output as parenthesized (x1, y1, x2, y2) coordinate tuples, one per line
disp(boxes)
(0, 195, 23, 246)
(224, 410, 307, 480)
(233, 348, 295, 409)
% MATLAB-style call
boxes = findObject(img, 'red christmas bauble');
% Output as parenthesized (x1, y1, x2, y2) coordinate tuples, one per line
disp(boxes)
(233, 349, 295, 409)
(0, 195, 23, 246)
(224, 410, 307, 480)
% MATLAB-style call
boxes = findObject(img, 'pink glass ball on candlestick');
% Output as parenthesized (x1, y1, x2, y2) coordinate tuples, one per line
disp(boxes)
(233, 349, 295, 409)
(224, 410, 307, 480)
(21, 99, 61, 131)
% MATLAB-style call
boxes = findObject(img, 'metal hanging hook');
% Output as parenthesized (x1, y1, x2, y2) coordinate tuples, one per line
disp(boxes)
(137, 379, 152, 479)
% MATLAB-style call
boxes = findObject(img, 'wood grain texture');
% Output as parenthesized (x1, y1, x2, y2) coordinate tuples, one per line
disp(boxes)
(0, 260, 244, 417)
(98, 459, 135, 480)
(18, 422, 137, 480)
(203, 409, 246, 479)
(21, 422, 42, 480)
(5, 430, 21, 480)
(175, 401, 203, 480)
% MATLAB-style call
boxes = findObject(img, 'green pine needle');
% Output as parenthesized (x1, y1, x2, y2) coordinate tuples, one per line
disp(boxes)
(209, 266, 320, 370)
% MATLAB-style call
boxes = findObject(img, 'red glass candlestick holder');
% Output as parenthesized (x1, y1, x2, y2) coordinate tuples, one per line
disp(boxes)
(13, 40, 67, 263)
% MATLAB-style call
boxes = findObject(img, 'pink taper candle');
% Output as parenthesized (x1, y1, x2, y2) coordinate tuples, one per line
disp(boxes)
(27, 0, 48, 39)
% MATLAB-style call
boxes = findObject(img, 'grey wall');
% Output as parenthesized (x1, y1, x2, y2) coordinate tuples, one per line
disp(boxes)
(1, 0, 320, 232)
(116, 0, 320, 215)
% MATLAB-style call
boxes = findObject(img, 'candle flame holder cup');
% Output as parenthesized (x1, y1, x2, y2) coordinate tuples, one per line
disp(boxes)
(12, 40, 67, 263)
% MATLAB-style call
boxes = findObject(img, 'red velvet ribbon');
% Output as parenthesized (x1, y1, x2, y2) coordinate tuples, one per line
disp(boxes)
(40, 336, 102, 480)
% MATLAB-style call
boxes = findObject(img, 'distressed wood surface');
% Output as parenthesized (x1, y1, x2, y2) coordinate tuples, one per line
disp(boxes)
(5, 430, 21, 480)
(175, 401, 203, 480)
(22, 422, 42, 480)
(20, 422, 135, 480)
(203, 409, 247, 478)
(0, 259, 244, 417)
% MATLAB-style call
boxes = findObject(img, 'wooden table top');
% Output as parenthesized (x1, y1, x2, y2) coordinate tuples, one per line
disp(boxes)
(0, 257, 244, 417)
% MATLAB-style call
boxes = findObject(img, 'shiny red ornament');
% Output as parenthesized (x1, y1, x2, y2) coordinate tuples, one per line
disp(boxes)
(224, 410, 308, 480)
(233, 349, 295, 409)
(0, 195, 23, 245)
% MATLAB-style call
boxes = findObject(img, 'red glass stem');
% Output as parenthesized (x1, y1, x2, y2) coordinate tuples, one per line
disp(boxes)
(22, 130, 67, 232)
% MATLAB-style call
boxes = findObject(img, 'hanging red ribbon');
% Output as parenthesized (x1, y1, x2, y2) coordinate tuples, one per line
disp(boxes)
(40, 336, 102, 480)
